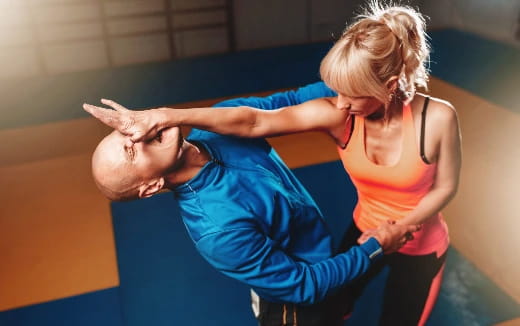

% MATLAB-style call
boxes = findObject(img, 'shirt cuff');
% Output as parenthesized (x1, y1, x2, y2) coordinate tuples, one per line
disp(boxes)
(359, 237, 383, 261)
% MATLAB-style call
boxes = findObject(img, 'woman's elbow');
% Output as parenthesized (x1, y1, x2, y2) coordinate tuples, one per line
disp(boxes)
(442, 183, 459, 203)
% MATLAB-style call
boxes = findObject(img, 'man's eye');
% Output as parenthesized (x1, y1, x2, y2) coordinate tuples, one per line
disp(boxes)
(155, 131, 163, 143)
(128, 146, 136, 160)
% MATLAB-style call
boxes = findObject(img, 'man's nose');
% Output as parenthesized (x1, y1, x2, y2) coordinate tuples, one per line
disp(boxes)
(123, 137, 135, 149)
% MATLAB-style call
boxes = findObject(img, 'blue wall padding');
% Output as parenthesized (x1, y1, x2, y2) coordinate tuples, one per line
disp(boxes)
(0, 287, 123, 326)
(428, 30, 520, 113)
(0, 42, 330, 129)
(2, 29, 519, 130)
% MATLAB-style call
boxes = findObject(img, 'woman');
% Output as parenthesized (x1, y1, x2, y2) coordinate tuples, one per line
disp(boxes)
(88, 2, 461, 325)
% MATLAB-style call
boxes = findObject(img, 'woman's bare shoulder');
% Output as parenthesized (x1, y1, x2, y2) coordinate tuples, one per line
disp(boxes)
(306, 96, 338, 107)
(413, 93, 457, 122)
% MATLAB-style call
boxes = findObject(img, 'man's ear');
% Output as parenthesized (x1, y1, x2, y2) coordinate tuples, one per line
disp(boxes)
(138, 178, 165, 198)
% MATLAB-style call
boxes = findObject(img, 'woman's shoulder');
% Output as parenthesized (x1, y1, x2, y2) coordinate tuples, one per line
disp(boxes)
(306, 96, 338, 107)
(412, 93, 458, 123)
(296, 96, 346, 118)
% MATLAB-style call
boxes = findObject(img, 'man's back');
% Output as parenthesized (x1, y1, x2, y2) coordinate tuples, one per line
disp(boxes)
(170, 128, 385, 304)
(175, 129, 335, 296)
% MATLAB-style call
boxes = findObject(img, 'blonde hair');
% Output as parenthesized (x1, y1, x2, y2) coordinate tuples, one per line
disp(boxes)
(320, 1, 430, 104)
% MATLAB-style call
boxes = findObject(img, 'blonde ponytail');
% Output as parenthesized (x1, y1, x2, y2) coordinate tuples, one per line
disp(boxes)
(320, 1, 430, 103)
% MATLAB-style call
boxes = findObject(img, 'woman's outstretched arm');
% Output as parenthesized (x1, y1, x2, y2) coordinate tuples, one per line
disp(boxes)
(83, 82, 348, 144)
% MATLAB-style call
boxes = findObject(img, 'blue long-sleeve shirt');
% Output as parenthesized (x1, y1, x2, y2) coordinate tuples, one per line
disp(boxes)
(214, 81, 337, 109)
(174, 82, 381, 305)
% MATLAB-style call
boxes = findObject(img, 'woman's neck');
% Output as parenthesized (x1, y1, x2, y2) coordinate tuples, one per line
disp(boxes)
(367, 100, 403, 122)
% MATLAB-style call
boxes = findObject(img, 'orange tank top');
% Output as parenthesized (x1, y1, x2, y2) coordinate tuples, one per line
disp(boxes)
(337, 103, 449, 256)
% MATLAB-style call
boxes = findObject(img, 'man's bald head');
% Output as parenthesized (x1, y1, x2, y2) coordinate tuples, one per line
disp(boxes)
(91, 127, 184, 201)
(91, 131, 141, 201)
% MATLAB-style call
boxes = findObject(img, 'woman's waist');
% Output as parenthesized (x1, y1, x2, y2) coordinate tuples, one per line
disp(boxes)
(353, 206, 449, 255)
(353, 195, 427, 224)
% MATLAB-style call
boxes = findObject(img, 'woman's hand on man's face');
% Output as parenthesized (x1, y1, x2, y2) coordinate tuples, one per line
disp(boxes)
(83, 99, 165, 146)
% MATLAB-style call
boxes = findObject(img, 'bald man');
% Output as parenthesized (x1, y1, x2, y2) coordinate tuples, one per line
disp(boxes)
(84, 83, 419, 326)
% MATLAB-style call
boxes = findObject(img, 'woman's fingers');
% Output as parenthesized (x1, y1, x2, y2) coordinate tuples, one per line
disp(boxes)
(101, 99, 129, 112)
(130, 130, 147, 143)
(85, 100, 159, 143)
(83, 103, 120, 128)
(84, 103, 137, 136)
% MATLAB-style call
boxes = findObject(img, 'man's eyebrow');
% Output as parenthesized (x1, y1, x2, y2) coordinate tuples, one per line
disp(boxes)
(123, 144, 135, 162)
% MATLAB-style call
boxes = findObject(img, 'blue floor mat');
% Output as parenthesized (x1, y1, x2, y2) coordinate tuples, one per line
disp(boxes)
(111, 160, 520, 325)
(346, 248, 520, 325)
(0, 287, 123, 326)
(112, 193, 256, 326)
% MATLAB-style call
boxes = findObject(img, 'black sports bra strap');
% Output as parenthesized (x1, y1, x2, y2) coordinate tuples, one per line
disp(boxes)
(420, 96, 431, 164)
(339, 115, 355, 150)
(349, 116, 355, 142)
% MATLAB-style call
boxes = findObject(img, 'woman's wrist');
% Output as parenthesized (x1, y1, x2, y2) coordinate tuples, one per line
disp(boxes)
(155, 107, 179, 129)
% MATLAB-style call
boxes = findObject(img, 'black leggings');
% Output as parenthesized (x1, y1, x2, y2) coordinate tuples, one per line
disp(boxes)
(255, 291, 347, 326)
(339, 222, 447, 326)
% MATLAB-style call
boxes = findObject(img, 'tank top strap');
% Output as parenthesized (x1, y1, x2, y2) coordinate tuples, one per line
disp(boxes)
(342, 113, 363, 152)
(351, 114, 363, 139)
